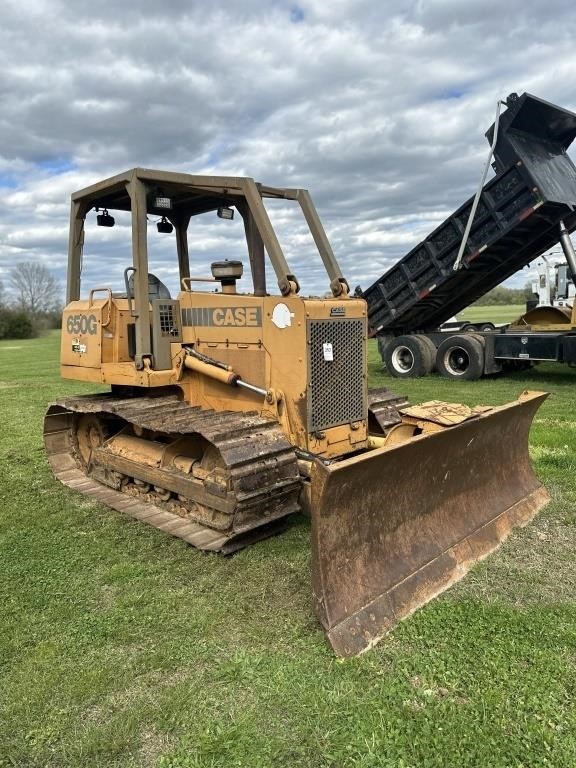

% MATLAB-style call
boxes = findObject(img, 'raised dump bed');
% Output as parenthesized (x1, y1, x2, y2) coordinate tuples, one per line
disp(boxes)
(361, 93, 576, 335)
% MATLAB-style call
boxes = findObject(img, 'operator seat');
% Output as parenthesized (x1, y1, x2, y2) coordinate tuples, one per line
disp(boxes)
(127, 272, 171, 300)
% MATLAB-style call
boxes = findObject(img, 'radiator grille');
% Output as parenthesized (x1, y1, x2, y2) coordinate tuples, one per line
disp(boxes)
(307, 319, 366, 432)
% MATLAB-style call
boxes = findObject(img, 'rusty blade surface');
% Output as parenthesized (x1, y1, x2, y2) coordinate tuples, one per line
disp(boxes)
(310, 391, 549, 657)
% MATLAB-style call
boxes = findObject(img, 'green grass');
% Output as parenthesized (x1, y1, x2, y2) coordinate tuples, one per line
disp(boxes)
(459, 304, 524, 324)
(1, 331, 576, 767)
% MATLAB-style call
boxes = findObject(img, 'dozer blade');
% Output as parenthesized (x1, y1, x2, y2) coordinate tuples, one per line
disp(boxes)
(310, 391, 549, 657)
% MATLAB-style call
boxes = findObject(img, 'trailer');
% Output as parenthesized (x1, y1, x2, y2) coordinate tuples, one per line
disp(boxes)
(440, 317, 497, 333)
(359, 92, 576, 379)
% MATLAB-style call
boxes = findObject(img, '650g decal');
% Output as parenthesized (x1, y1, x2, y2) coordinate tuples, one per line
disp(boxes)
(66, 314, 98, 335)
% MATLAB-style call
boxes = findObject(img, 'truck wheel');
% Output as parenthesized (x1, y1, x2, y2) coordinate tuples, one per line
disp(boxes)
(384, 336, 433, 378)
(417, 335, 437, 373)
(436, 335, 484, 380)
(479, 322, 495, 332)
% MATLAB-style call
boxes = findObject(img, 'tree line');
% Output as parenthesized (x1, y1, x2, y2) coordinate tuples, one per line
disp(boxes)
(0, 262, 62, 339)
(472, 283, 534, 306)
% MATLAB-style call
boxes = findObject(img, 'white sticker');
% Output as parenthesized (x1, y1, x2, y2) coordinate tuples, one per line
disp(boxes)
(271, 302, 294, 329)
(323, 342, 334, 361)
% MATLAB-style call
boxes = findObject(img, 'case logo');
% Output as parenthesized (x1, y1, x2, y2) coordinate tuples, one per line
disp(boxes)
(181, 307, 261, 327)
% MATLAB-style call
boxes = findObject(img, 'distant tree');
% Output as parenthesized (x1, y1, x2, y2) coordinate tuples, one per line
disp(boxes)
(0, 308, 35, 339)
(10, 261, 61, 314)
(474, 285, 532, 306)
(0, 279, 4, 307)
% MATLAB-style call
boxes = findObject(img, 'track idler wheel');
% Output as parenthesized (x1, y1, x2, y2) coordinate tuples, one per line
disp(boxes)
(75, 414, 112, 467)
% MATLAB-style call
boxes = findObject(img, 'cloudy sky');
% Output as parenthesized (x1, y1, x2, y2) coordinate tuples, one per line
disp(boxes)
(1, 0, 576, 301)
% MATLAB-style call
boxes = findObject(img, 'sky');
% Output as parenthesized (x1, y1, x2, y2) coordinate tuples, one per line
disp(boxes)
(1, 0, 576, 301)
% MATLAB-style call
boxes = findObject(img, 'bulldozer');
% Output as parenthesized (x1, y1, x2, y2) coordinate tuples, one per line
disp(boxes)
(44, 168, 549, 656)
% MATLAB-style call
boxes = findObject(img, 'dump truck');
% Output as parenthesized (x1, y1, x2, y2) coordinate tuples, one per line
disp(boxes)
(359, 93, 576, 379)
(44, 169, 549, 656)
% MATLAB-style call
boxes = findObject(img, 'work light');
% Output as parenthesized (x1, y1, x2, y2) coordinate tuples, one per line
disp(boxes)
(157, 217, 173, 234)
(96, 208, 115, 227)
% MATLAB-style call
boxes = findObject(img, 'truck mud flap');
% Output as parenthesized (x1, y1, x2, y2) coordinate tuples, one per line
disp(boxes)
(310, 391, 549, 657)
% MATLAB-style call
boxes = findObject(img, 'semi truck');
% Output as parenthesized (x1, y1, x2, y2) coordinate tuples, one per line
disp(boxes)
(529, 256, 575, 310)
(358, 92, 576, 379)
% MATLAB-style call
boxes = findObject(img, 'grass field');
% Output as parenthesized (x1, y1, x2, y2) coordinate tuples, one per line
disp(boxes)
(1, 331, 576, 767)
(458, 304, 524, 324)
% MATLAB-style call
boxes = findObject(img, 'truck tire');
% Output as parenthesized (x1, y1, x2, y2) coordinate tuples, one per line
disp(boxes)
(468, 332, 486, 348)
(417, 335, 437, 373)
(383, 336, 434, 378)
(479, 322, 495, 332)
(436, 334, 485, 380)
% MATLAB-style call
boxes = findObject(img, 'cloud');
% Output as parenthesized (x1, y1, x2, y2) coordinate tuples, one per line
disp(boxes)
(1, 0, 576, 300)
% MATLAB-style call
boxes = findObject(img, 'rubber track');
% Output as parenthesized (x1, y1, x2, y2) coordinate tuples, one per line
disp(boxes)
(44, 393, 302, 553)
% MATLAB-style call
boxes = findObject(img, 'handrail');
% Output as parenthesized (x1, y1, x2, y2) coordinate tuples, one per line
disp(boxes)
(181, 276, 218, 291)
(123, 267, 137, 317)
(88, 287, 112, 327)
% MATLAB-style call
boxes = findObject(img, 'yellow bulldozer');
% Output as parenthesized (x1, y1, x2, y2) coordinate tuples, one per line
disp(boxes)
(44, 169, 549, 656)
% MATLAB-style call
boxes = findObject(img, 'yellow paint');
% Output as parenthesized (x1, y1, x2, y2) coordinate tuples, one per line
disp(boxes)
(60, 290, 368, 458)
